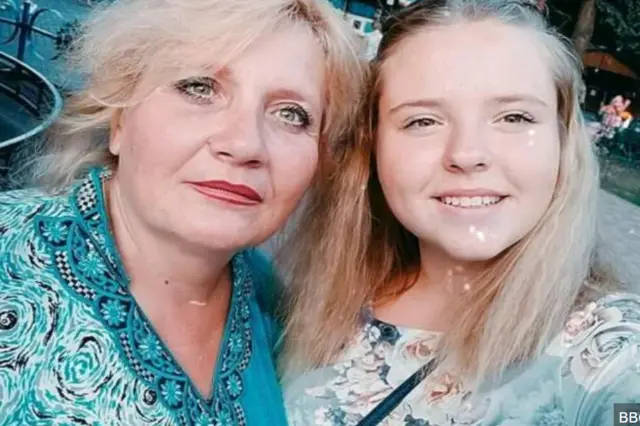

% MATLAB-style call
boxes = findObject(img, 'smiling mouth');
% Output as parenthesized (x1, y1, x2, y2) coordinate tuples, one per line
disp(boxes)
(436, 195, 507, 208)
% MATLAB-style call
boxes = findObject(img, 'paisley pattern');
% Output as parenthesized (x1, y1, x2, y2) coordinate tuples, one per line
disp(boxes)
(0, 168, 287, 425)
(285, 293, 640, 425)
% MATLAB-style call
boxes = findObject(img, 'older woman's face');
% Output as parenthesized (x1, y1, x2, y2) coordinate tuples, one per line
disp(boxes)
(376, 21, 560, 263)
(109, 23, 324, 251)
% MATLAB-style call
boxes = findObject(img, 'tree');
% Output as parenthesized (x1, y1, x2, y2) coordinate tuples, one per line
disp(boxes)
(572, 0, 597, 57)
(597, 0, 640, 53)
(568, 0, 640, 58)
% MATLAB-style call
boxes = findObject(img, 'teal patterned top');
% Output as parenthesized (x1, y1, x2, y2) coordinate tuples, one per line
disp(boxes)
(0, 167, 288, 425)
(285, 293, 640, 425)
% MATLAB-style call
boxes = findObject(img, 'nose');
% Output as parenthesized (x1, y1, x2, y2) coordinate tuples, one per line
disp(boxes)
(207, 108, 268, 168)
(442, 124, 492, 174)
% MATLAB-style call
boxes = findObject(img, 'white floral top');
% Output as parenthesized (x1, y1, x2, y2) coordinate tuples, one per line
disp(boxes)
(284, 293, 640, 425)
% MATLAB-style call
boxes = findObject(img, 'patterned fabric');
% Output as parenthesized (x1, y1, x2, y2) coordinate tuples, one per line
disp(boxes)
(285, 293, 640, 425)
(0, 167, 287, 425)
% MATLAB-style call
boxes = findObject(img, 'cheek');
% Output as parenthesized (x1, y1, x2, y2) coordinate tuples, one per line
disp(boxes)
(505, 131, 560, 198)
(376, 149, 403, 200)
(271, 143, 319, 202)
(119, 104, 202, 172)
(376, 132, 439, 198)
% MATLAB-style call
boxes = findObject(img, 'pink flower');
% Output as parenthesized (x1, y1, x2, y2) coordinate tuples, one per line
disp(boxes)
(564, 302, 598, 339)
(427, 372, 462, 403)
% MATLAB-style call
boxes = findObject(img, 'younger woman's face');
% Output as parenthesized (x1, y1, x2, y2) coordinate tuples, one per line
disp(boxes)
(376, 20, 560, 263)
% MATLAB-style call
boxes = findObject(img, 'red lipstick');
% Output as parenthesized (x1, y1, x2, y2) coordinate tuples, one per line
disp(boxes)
(189, 180, 263, 206)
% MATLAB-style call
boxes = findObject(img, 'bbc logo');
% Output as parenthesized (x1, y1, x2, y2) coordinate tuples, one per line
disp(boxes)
(615, 404, 640, 425)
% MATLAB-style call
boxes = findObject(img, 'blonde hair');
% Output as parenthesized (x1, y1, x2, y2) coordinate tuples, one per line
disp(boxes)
(27, 0, 366, 189)
(280, 0, 617, 385)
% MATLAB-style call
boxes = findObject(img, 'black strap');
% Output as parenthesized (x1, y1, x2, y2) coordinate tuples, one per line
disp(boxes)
(355, 358, 438, 426)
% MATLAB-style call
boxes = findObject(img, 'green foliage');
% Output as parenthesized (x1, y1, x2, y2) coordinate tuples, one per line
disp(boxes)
(54, 19, 82, 59)
(597, 0, 640, 52)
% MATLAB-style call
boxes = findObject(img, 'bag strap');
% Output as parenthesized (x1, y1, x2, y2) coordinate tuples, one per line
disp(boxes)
(355, 358, 438, 426)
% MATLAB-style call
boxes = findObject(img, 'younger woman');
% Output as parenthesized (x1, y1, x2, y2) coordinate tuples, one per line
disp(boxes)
(283, 1, 640, 424)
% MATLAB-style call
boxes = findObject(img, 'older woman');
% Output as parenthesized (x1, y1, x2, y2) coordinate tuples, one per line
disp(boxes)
(0, 0, 365, 423)
(282, 1, 640, 425)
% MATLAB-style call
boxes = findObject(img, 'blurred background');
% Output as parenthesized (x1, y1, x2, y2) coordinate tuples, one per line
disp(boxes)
(0, 0, 638, 288)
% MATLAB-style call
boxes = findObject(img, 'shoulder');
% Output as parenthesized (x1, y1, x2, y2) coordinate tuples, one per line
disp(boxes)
(557, 292, 640, 352)
(0, 186, 62, 210)
(0, 187, 71, 235)
(0, 187, 74, 289)
(550, 292, 640, 374)
(549, 292, 640, 424)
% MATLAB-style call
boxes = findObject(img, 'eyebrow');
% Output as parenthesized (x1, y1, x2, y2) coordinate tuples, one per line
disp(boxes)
(388, 94, 549, 115)
(270, 88, 313, 104)
(388, 98, 445, 115)
(269, 88, 322, 112)
(202, 65, 321, 110)
(490, 95, 550, 107)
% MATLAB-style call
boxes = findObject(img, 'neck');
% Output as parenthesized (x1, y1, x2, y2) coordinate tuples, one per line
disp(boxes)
(106, 177, 233, 305)
(374, 244, 488, 332)
(417, 242, 489, 297)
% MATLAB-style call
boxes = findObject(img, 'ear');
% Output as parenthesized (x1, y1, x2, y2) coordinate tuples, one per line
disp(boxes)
(109, 109, 124, 156)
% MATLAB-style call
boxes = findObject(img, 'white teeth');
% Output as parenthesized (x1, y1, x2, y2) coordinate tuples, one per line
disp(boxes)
(441, 196, 502, 207)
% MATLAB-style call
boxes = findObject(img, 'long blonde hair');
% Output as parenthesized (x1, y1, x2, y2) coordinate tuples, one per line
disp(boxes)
(280, 0, 616, 385)
(26, 0, 366, 190)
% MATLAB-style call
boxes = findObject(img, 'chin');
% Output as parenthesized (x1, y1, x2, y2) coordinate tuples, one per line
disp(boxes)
(175, 210, 274, 248)
(177, 225, 263, 252)
(441, 240, 508, 263)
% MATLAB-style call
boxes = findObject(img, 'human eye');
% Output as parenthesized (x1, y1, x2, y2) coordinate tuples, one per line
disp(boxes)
(403, 117, 438, 130)
(273, 104, 314, 132)
(173, 76, 219, 104)
(499, 112, 537, 124)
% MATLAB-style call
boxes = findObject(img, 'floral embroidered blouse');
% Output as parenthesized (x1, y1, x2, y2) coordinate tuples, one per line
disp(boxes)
(0, 168, 288, 425)
(285, 293, 640, 425)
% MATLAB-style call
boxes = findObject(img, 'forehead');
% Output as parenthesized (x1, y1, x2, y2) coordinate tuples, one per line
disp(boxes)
(380, 20, 556, 107)
(143, 22, 326, 110)
(239, 24, 323, 77)
(205, 23, 325, 104)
